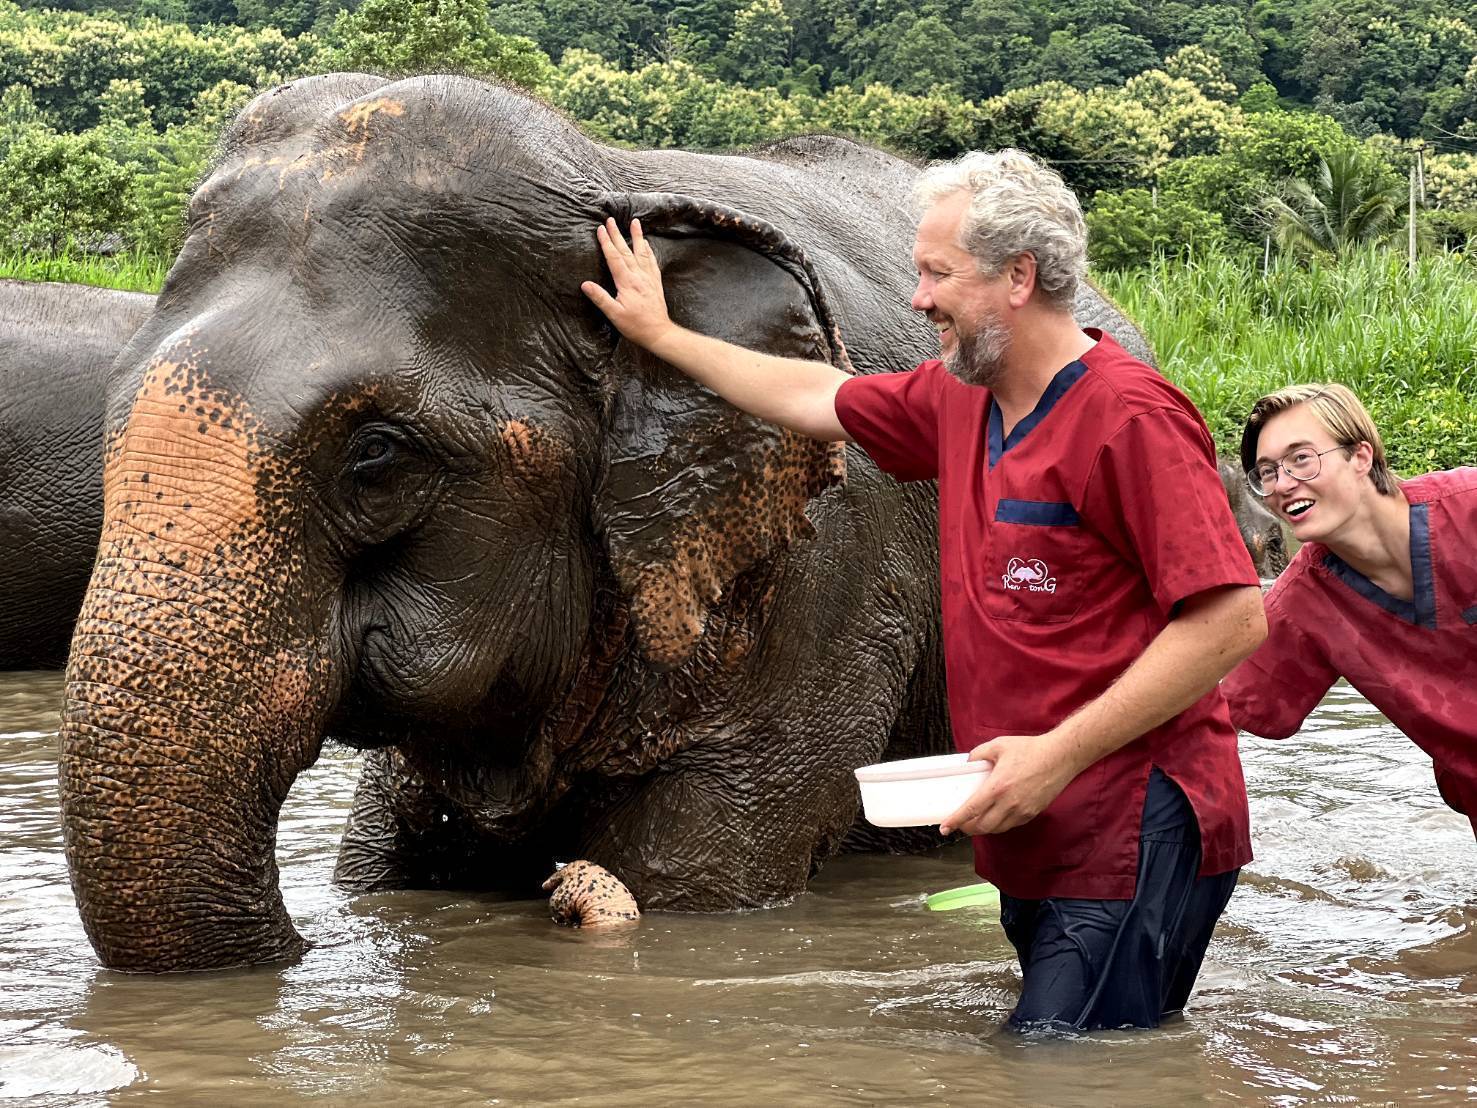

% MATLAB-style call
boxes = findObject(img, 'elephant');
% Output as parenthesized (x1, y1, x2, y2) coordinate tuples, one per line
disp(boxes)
(0, 280, 154, 668)
(58, 73, 1232, 974)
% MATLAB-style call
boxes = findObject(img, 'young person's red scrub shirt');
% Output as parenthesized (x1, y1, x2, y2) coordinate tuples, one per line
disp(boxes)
(834, 330, 1258, 900)
(1223, 468, 1477, 830)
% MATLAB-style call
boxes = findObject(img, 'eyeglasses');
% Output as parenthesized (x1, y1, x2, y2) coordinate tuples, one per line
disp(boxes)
(1246, 446, 1347, 497)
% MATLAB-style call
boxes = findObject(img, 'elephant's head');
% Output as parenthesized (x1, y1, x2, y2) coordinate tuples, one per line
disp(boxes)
(58, 75, 868, 971)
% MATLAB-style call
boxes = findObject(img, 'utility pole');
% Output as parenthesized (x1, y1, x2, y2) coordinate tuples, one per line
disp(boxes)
(1409, 160, 1418, 275)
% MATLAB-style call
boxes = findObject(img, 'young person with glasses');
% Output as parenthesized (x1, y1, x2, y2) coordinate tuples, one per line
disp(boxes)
(1222, 384, 1477, 832)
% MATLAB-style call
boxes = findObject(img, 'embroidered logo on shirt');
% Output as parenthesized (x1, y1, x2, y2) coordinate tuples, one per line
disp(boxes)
(1002, 557, 1057, 594)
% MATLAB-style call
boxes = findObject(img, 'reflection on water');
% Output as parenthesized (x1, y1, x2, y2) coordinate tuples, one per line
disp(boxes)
(2, 671, 1475, 1105)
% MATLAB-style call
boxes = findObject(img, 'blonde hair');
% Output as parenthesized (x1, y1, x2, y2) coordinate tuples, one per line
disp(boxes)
(911, 149, 1086, 310)
(1240, 383, 1398, 495)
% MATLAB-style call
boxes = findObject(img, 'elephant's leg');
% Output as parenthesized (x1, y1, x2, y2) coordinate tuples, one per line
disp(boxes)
(841, 627, 958, 854)
(335, 748, 424, 890)
(569, 727, 876, 912)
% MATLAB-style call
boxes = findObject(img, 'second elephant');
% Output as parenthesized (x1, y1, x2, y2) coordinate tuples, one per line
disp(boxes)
(0, 280, 153, 668)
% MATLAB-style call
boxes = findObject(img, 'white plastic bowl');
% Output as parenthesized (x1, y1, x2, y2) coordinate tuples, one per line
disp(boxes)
(853, 753, 991, 828)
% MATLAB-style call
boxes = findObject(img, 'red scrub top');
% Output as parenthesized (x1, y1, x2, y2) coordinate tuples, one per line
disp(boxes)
(1223, 468, 1477, 830)
(835, 330, 1258, 899)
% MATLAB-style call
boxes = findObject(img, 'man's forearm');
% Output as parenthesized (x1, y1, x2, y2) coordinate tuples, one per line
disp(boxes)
(645, 323, 852, 442)
(1048, 585, 1268, 777)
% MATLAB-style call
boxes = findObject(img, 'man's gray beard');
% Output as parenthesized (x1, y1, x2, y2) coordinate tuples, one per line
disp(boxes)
(942, 310, 1011, 388)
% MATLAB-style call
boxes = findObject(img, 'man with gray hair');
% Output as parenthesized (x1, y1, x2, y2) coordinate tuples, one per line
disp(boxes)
(582, 148, 1266, 1031)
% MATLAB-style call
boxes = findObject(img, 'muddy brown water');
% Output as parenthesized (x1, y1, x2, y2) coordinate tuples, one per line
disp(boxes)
(2, 671, 1476, 1105)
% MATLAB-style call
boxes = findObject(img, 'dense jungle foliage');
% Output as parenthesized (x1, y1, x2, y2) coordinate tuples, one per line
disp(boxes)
(2, 0, 1476, 469)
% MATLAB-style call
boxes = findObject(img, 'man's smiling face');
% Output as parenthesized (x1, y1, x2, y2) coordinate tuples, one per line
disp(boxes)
(909, 191, 1012, 388)
(1254, 404, 1368, 543)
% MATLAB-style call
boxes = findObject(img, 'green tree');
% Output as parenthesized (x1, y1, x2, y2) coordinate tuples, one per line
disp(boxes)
(1156, 4, 1262, 92)
(814, 80, 976, 158)
(97, 77, 151, 129)
(1424, 150, 1477, 212)
(1238, 78, 1280, 114)
(1159, 108, 1364, 239)
(956, 0, 1044, 98)
(717, 0, 791, 87)
(489, 0, 664, 68)
(124, 124, 212, 254)
(1122, 68, 1238, 158)
(1285, 1, 1477, 137)
(1049, 0, 1154, 38)
(1027, 24, 1158, 90)
(973, 80, 1179, 196)
(325, 0, 552, 85)
(658, 0, 747, 71)
(0, 81, 49, 155)
(0, 128, 136, 251)
(1260, 148, 1405, 258)
(1251, 0, 1311, 97)
(869, 12, 965, 95)
(0, 13, 319, 131)
(1085, 187, 1231, 268)
(1161, 44, 1237, 101)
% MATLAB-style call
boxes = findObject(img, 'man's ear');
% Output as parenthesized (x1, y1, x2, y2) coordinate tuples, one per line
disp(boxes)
(1005, 252, 1038, 308)
(1351, 440, 1375, 479)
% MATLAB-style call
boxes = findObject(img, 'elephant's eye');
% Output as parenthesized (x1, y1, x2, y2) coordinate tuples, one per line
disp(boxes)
(337, 423, 440, 545)
(349, 429, 402, 480)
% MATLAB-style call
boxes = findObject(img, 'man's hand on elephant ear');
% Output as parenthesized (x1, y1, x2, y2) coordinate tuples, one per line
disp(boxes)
(542, 860, 641, 928)
(581, 217, 674, 350)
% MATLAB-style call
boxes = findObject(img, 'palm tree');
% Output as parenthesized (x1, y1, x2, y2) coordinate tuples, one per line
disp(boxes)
(1260, 149, 1405, 259)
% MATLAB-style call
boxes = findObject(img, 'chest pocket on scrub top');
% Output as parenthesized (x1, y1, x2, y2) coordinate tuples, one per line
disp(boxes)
(986, 499, 1094, 623)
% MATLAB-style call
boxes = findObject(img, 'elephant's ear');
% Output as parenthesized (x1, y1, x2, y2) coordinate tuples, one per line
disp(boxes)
(594, 193, 851, 672)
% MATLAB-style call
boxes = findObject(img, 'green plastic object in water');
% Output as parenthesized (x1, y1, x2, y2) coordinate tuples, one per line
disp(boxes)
(926, 882, 1000, 912)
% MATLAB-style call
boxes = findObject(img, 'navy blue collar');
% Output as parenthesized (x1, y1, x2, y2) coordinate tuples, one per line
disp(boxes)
(1321, 502, 1437, 629)
(987, 359, 1090, 468)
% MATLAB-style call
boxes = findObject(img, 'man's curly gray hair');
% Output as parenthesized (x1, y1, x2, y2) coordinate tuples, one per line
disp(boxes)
(912, 149, 1086, 311)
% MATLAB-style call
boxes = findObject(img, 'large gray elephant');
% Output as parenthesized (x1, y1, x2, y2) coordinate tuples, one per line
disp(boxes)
(57, 74, 1246, 974)
(0, 280, 153, 667)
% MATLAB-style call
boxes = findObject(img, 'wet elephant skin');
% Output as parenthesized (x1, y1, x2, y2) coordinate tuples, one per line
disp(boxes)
(1219, 458, 1292, 578)
(0, 281, 154, 668)
(60, 74, 1159, 972)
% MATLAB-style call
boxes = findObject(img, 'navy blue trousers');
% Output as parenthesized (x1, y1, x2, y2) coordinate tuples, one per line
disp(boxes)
(999, 767, 1239, 1031)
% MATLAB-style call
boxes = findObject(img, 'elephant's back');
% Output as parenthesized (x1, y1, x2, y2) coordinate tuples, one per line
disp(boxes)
(0, 280, 153, 668)
(0, 280, 154, 385)
(746, 135, 921, 216)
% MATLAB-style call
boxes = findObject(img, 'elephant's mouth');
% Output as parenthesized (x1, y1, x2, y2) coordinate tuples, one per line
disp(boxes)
(329, 710, 411, 750)
(408, 721, 562, 839)
(330, 681, 565, 838)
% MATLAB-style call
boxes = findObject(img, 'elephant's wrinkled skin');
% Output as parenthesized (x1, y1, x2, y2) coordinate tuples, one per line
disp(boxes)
(0, 281, 153, 668)
(62, 74, 1161, 973)
(1219, 459, 1292, 578)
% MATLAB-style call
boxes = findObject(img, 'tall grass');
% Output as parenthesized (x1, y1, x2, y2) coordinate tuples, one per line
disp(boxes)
(1098, 248, 1477, 475)
(0, 249, 169, 293)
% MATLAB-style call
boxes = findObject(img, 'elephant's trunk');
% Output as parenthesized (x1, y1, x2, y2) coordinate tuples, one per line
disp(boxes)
(59, 358, 335, 972)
